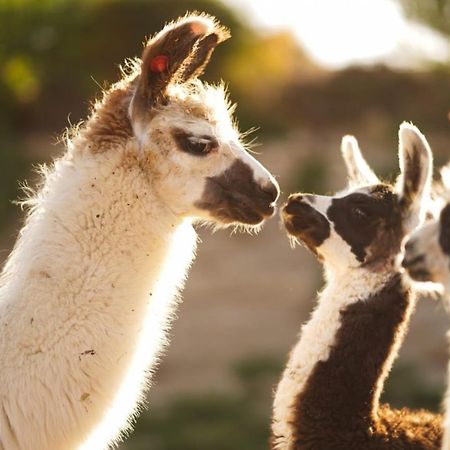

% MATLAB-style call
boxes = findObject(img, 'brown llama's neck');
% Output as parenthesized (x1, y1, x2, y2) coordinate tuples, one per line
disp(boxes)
(294, 272, 413, 434)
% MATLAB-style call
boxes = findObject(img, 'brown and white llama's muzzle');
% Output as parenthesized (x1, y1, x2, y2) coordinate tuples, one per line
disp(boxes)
(282, 194, 331, 252)
(195, 158, 280, 225)
(403, 203, 450, 287)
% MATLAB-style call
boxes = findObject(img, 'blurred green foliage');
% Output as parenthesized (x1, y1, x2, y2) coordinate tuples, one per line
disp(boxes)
(0, 0, 247, 134)
(0, 136, 28, 231)
(400, 0, 450, 37)
(281, 66, 450, 134)
(292, 157, 328, 194)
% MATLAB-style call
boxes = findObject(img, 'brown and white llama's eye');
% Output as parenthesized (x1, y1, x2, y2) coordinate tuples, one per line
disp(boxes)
(352, 206, 370, 220)
(173, 130, 218, 157)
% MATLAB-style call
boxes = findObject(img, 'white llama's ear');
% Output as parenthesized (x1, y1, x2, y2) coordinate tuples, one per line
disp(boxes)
(396, 122, 433, 228)
(129, 14, 229, 124)
(341, 135, 379, 187)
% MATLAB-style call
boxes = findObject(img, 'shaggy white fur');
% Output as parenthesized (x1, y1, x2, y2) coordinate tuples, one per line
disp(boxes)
(0, 147, 198, 450)
(0, 15, 279, 450)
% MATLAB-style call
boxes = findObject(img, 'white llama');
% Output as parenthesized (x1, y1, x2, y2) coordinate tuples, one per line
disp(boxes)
(0, 15, 279, 450)
(404, 163, 450, 450)
(271, 123, 442, 450)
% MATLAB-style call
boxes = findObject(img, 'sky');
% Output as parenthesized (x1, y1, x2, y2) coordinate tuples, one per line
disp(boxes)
(224, 0, 450, 69)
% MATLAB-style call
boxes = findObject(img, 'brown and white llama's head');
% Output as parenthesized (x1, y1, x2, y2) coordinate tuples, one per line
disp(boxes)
(402, 166, 450, 292)
(88, 14, 279, 227)
(282, 123, 432, 274)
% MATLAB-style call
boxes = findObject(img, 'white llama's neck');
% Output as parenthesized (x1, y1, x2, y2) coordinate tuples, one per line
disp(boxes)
(272, 267, 413, 450)
(0, 146, 197, 450)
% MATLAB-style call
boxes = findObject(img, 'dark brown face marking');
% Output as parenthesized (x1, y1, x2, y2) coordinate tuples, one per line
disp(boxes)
(172, 129, 218, 157)
(195, 159, 278, 225)
(287, 274, 442, 448)
(439, 204, 450, 256)
(283, 196, 330, 254)
(327, 185, 403, 266)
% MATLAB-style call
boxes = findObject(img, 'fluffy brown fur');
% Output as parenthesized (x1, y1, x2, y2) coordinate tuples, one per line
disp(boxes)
(278, 275, 441, 450)
(272, 127, 441, 450)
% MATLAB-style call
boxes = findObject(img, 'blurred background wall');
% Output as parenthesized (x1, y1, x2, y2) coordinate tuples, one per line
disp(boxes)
(0, 1, 449, 448)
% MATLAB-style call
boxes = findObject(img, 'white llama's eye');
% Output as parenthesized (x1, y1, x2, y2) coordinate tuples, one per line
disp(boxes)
(173, 130, 218, 157)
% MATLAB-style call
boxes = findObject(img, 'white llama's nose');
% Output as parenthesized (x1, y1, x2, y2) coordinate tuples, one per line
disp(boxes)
(233, 148, 280, 204)
(239, 156, 279, 210)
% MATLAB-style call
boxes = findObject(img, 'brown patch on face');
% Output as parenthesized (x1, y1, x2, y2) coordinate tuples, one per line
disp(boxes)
(282, 195, 330, 255)
(195, 159, 278, 225)
(439, 204, 450, 256)
(327, 185, 404, 267)
(284, 274, 442, 449)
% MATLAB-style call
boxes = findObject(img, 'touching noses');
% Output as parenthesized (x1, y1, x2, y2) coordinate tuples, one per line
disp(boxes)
(249, 159, 280, 205)
(260, 178, 280, 205)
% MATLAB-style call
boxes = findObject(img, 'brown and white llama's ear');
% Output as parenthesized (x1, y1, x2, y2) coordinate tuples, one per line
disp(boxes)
(396, 122, 433, 228)
(129, 14, 229, 131)
(341, 135, 380, 187)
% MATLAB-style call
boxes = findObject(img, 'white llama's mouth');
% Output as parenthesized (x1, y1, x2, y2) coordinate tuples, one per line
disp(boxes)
(195, 159, 279, 225)
(199, 187, 276, 225)
(401, 252, 432, 282)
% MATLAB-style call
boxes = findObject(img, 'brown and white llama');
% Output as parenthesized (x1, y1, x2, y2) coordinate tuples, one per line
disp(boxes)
(403, 165, 450, 450)
(271, 123, 442, 450)
(0, 15, 280, 450)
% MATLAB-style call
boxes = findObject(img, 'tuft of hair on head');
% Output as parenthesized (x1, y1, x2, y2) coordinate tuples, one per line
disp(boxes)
(341, 135, 380, 188)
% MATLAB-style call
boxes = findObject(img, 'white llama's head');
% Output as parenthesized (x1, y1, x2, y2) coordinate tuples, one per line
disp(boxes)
(402, 165, 450, 292)
(123, 14, 279, 225)
(282, 123, 432, 274)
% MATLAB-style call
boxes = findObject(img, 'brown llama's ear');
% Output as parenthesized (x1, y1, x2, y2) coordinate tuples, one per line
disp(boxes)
(130, 14, 230, 128)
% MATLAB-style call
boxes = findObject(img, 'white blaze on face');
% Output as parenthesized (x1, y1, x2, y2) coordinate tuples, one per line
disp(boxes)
(302, 194, 332, 216)
(229, 141, 279, 195)
(302, 194, 362, 270)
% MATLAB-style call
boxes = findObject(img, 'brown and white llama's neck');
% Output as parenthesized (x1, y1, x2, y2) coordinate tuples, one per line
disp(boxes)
(442, 352, 450, 450)
(272, 270, 414, 450)
(0, 149, 197, 450)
